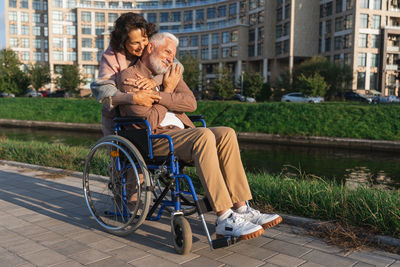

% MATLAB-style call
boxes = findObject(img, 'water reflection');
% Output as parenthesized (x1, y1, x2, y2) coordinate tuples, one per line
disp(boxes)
(1, 127, 399, 190)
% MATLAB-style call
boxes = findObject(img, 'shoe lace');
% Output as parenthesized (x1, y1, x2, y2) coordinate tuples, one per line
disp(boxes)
(229, 212, 249, 225)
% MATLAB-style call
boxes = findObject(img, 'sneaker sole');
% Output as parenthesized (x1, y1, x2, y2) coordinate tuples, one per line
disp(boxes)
(261, 216, 282, 229)
(216, 227, 265, 241)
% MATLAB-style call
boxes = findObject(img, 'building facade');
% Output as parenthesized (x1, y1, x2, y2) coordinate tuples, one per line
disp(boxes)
(3, 0, 400, 96)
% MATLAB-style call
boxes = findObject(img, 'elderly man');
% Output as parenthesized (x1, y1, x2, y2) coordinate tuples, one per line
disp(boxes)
(117, 32, 282, 240)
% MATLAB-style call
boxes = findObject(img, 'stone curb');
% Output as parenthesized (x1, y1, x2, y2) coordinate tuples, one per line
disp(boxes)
(2, 119, 400, 152)
(1, 159, 399, 251)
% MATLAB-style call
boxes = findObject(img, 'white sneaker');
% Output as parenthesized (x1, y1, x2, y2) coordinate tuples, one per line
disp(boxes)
(236, 206, 282, 229)
(216, 210, 264, 240)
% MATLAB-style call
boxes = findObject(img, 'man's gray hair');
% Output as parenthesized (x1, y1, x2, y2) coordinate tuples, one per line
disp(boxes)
(149, 32, 179, 47)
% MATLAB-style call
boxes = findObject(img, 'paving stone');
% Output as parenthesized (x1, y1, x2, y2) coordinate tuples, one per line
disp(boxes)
(50, 260, 85, 267)
(86, 256, 132, 267)
(108, 245, 150, 262)
(50, 239, 91, 256)
(88, 237, 127, 252)
(0, 250, 29, 267)
(304, 239, 343, 254)
(262, 240, 312, 258)
(70, 230, 109, 244)
(0, 214, 31, 229)
(390, 261, 400, 267)
(129, 254, 181, 267)
(266, 253, 307, 267)
(5, 207, 36, 217)
(227, 243, 278, 260)
(182, 255, 225, 267)
(351, 262, 376, 267)
(69, 248, 111, 265)
(147, 245, 200, 264)
(20, 248, 68, 266)
(348, 251, 396, 267)
(298, 262, 325, 267)
(195, 246, 234, 260)
(0, 229, 27, 246)
(263, 228, 283, 238)
(12, 224, 49, 237)
(190, 240, 209, 252)
(244, 236, 274, 247)
(259, 264, 279, 267)
(7, 239, 47, 255)
(301, 250, 357, 267)
(274, 233, 314, 246)
(218, 251, 265, 267)
(29, 231, 67, 246)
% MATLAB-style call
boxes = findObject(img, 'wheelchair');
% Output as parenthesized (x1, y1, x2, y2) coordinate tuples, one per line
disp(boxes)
(83, 115, 237, 254)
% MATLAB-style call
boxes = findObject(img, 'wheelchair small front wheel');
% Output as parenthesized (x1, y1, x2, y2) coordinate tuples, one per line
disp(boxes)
(171, 215, 192, 255)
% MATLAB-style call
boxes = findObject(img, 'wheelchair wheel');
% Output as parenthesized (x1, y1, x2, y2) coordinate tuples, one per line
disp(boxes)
(171, 215, 192, 255)
(83, 135, 151, 236)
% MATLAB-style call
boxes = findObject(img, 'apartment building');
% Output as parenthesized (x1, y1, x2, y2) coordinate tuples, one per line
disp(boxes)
(3, 0, 400, 96)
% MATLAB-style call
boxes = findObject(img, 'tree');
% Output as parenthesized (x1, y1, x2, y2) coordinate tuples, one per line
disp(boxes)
(298, 73, 330, 96)
(0, 48, 30, 95)
(55, 65, 85, 93)
(28, 63, 51, 91)
(212, 64, 235, 100)
(243, 71, 264, 98)
(179, 54, 201, 91)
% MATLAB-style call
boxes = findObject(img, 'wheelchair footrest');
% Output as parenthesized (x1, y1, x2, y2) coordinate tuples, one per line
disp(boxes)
(211, 236, 238, 249)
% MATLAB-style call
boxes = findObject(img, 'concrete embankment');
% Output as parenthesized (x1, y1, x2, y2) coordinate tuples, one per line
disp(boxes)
(1, 118, 400, 153)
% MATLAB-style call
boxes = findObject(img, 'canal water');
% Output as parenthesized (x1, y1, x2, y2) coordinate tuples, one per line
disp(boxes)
(1, 126, 399, 190)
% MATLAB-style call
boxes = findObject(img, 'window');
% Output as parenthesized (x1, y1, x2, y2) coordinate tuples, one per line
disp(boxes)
(373, 0, 381, 10)
(53, 11, 63, 21)
(65, 12, 76, 22)
(8, 12, 17, 21)
(82, 26, 91, 35)
(33, 39, 41, 48)
(283, 23, 289, 36)
(9, 0, 17, 8)
(334, 36, 342, 50)
(336, 0, 343, 13)
(370, 53, 379, 67)
(231, 30, 238, 42)
(232, 46, 238, 57)
(82, 38, 92, 48)
(277, 8, 283, 21)
(9, 25, 17, 34)
(109, 2, 118, 8)
(44, 53, 48, 61)
(212, 33, 219, 45)
(211, 47, 218, 59)
(201, 35, 208, 46)
(21, 25, 29, 35)
(21, 12, 29, 22)
(179, 37, 188, 47)
(148, 13, 157, 23)
(122, 2, 132, 8)
(67, 26, 76, 35)
(44, 14, 48, 23)
(358, 53, 367, 66)
(276, 25, 282, 38)
(190, 36, 198, 46)
(360, 0, 368, 8)
(21, 52, 30, 61)
(276, 42, 282, 55)
(97, 51, 103, 61)
(9, 38, 18, 47)
(229, 3, 237, 15)
(283, 39, 289, 53)
(196, 9, 204, 20)
(190, 50, 197, 58)
(53, 51, 63, 61)
(67, 38, 76, 48)
(44, 27, 48, 36)
(344, 34, 352, 48)
(371, 34, 380, 48)
(84, 65, 95, 75)
(335, 17, 342, 32)
(108, 13, 118, 23)
(218, 6, 226, 17)
(249, 14, 257, 25)
(172, 12, 181, 22)
(372, 15, 380, 29)
(345, 14, 353, 29)
(184, 24, 192, 30)
(357, 72, 366, 89)
(53, 0, 62, 7)
(53, 24, 63, 34)
(95, 26, 104, 35)
(325, 37, 331, 51)
(159, 26, 168, 32)
(82, 52, 92, 61)
(160, 12, 169, 22)
(222, 47, 230, 58)
(21, 38, 29, 48)
(34, 14, 41, 23)
(326, 2, 333, 16)
(53, 38, 63, 48)
(183, 11, 192, 22)
(82, 12, 91, 22)
(222, 32, 229, 43)
(249, 29, 255, 42)
(248, 44, 255, 57)
(207, 7, 216, 19)
(201, 48, 208, 60)
(44, 40, 48, 48)
(370, 73, 377, 89)
(67, 52, 77, 61)
(359, 33, 367, 47)
(33, 1, 41, 9)
(359, 14, 368, 28)
(34, 52, 42, 61)
(21, 0, 28, 8)
(258, 11, 264, 23)
(67, 0, 76, 8)
(95, 12, 105, 22)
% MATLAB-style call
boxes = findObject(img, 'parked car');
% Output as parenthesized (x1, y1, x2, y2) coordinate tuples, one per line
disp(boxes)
(372, 95, 400, 103)
(0, 92, 15, 97)
(281, 92, 324, 103)
(343, 91, 372, 103)
(24, 89, 42, 97)
(47, 90, 70, 98)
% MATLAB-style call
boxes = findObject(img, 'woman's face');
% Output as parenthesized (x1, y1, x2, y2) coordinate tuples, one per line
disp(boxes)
(124, 28, 149, 57)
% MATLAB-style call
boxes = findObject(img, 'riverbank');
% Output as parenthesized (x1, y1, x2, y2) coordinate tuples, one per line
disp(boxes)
(1, 98, 400, 140)
(2, 118, 400, 153)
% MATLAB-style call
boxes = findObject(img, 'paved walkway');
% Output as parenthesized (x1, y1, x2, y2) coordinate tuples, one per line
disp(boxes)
(0, 164, 399, 267)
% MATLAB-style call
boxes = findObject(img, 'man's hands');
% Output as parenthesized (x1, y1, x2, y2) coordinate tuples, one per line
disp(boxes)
(163, 63, 183, 93)
(130, 90, 161, 107)
(123, 73, 157, 90)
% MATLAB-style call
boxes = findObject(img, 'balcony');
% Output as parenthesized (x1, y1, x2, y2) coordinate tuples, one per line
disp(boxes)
(387, 46, 400, 52)
(386, 64, 398, 70)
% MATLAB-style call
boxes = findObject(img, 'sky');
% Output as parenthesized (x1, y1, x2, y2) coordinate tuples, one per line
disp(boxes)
(0, 0, 5, 49)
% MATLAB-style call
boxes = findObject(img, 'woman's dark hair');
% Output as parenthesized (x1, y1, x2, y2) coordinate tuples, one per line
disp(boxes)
(110, 12, 156, 52)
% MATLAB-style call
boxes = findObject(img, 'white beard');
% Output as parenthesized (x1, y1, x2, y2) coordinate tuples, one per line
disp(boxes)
(149, 53, 169, 75)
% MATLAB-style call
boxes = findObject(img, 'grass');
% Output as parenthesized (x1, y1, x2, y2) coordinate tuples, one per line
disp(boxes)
(1, 137, 399, 239)
(1, 98, 400, 140)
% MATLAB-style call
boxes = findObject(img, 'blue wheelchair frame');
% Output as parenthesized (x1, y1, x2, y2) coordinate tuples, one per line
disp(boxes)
(112, 116, 236, 250)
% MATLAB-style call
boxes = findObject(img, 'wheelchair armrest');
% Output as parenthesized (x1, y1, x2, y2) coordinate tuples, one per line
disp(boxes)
(114, 116, 146, 123)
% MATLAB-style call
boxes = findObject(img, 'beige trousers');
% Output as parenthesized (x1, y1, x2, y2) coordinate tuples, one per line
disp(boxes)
(152, 127, 252, 212)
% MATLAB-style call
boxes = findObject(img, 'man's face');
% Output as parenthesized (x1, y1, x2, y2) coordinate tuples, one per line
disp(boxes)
(148, 38, 177, 75)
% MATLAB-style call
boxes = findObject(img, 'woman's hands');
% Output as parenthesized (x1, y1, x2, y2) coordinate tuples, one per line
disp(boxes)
(128, 90, 161, 107)
(163, 63, 183, 93)
(123, 73, 157, 90)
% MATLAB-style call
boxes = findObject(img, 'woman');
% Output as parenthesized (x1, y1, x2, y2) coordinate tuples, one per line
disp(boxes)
(91, 12, 182, 136)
